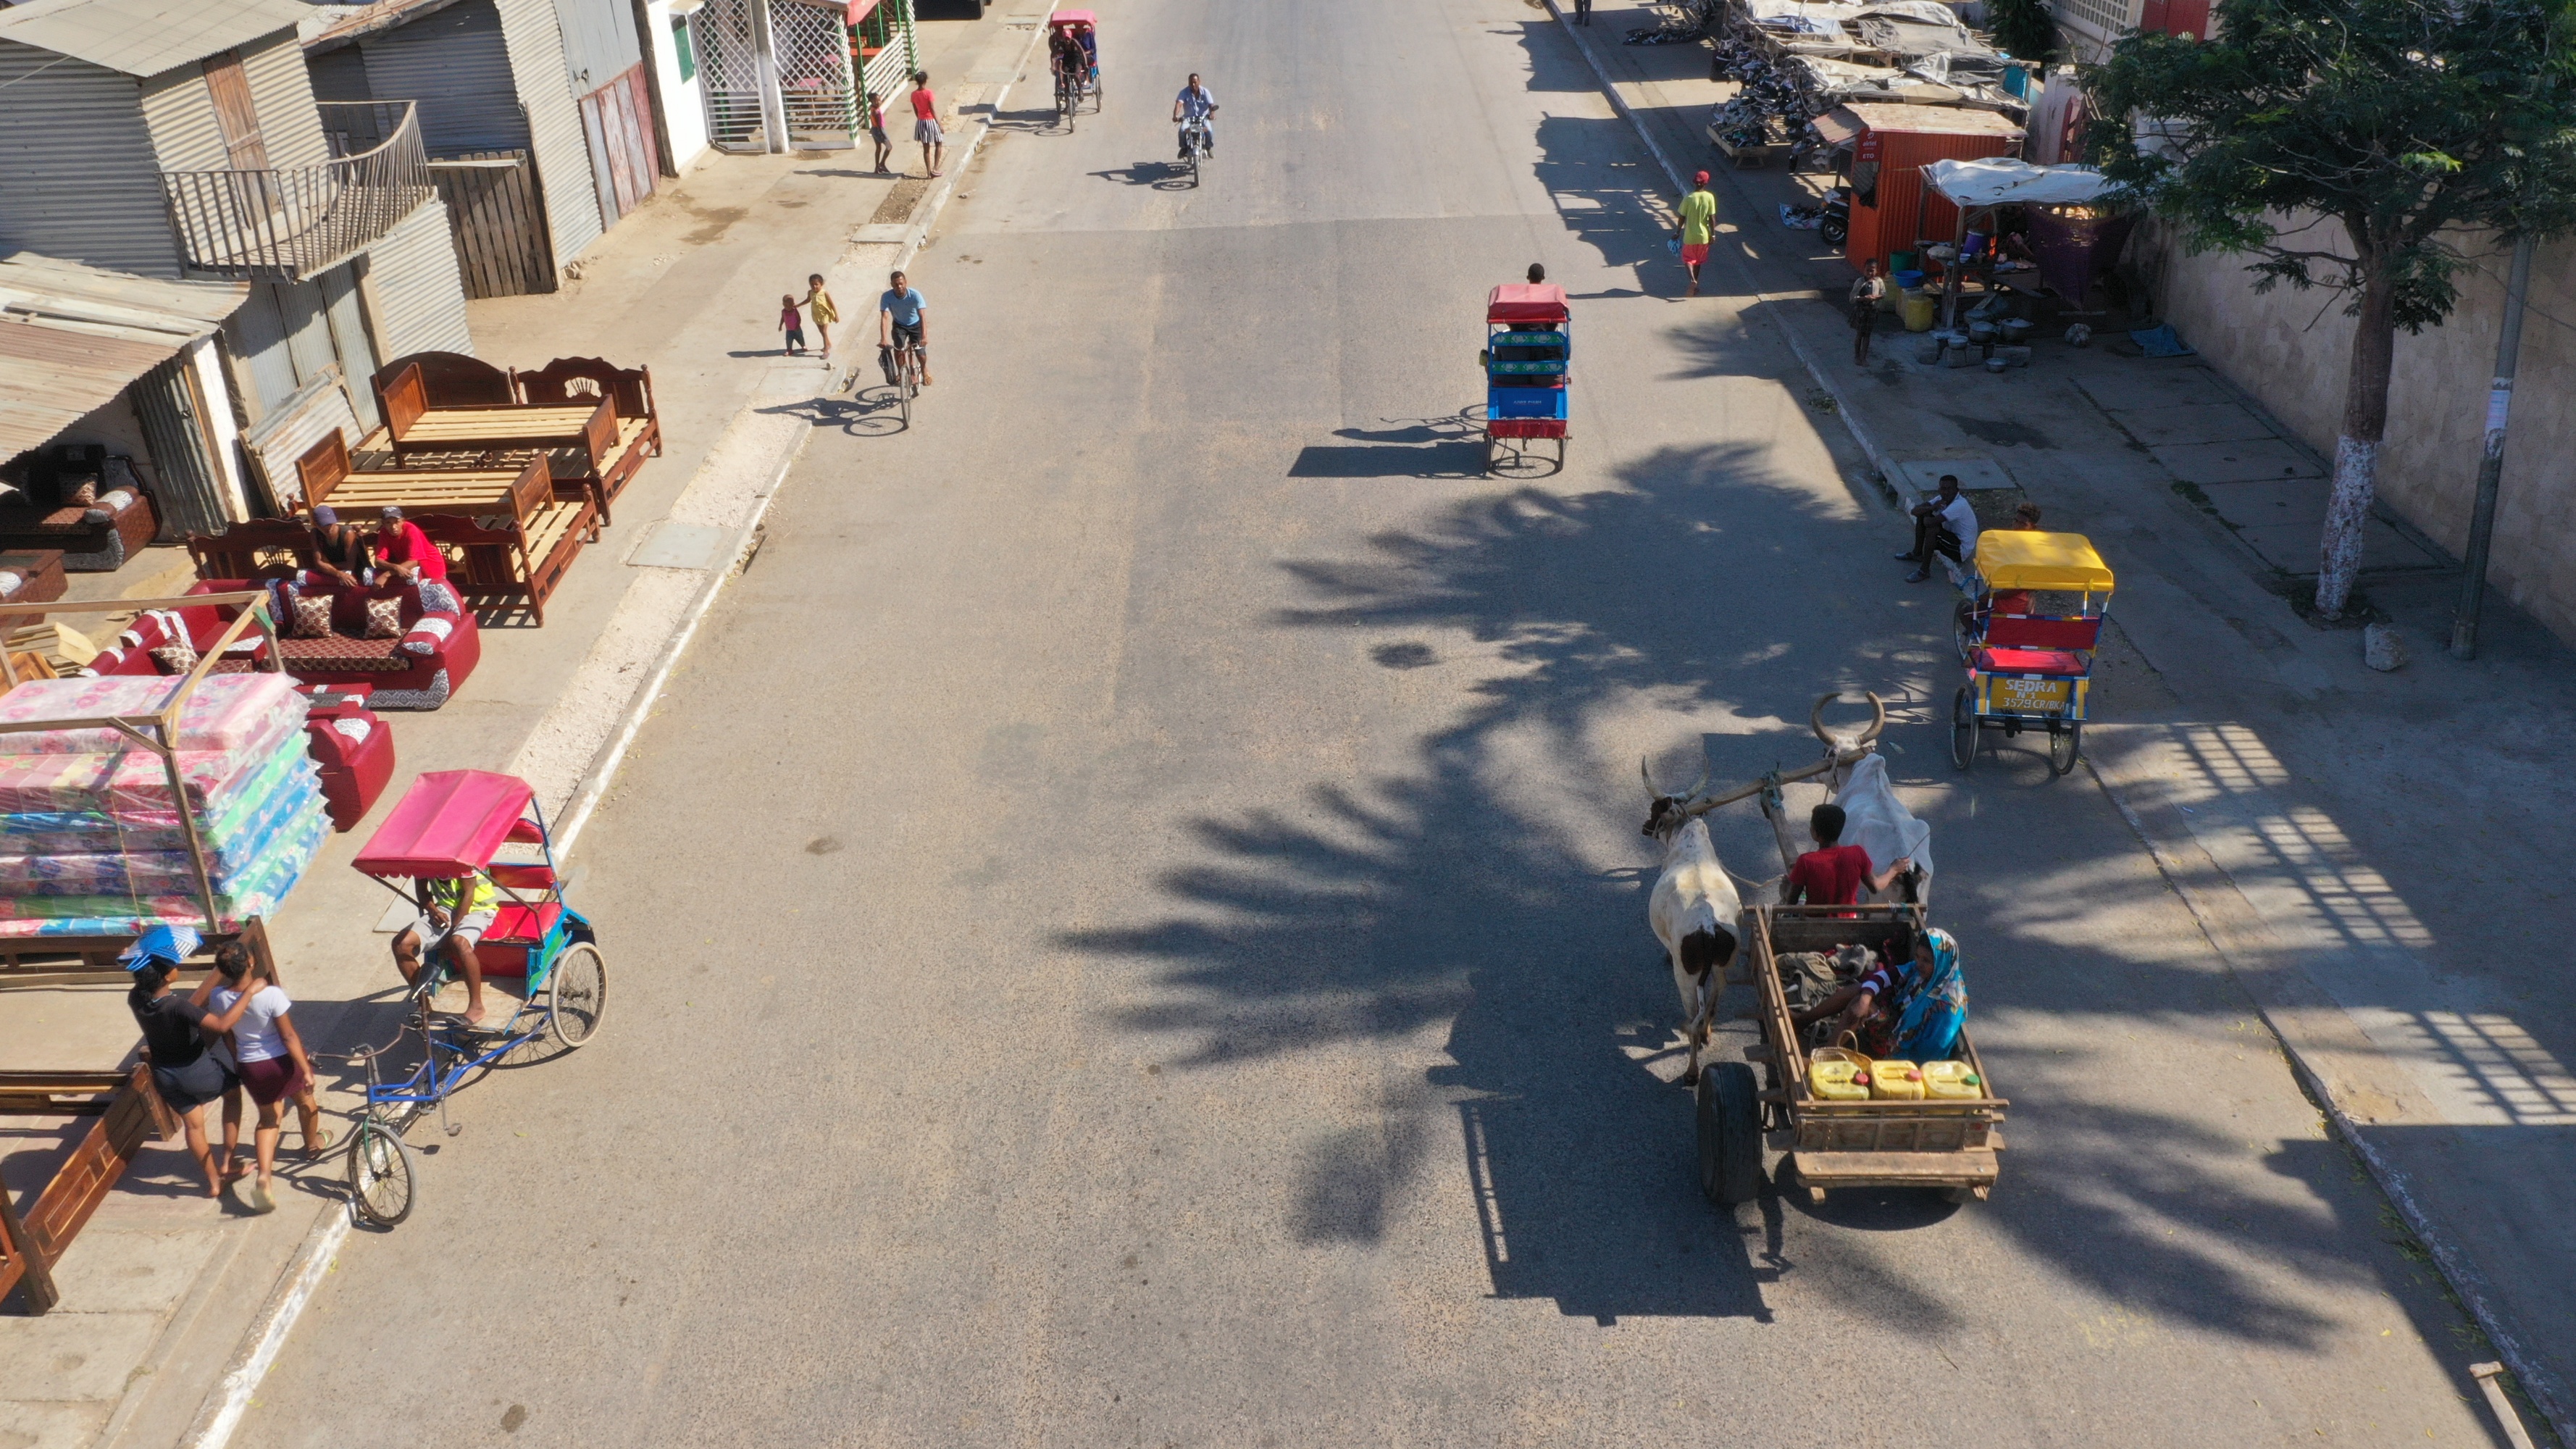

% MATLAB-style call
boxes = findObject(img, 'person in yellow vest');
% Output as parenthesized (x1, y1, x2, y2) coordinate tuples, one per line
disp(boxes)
(393, 871, 501, 1024)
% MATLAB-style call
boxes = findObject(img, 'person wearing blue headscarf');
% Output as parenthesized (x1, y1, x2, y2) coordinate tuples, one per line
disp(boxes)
(1891, 927, 1968, 1064)
(124, 924, 257, 1200)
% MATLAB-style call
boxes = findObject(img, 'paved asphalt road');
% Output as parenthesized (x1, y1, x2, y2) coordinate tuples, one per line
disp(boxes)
(240, 1, 2510, 1444)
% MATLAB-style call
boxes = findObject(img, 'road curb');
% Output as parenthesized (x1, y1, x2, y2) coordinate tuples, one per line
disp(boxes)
(170, 22, 1049, 1448)
(1545, 9, 2569, 1440)
(2083, 751, 2572, 1445)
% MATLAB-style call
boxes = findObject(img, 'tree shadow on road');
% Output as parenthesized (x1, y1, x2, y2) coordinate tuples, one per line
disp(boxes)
(1061, 438, 2451, 1345)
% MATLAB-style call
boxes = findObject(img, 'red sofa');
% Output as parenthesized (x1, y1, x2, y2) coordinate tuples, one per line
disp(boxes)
(84, 576, 480, 711)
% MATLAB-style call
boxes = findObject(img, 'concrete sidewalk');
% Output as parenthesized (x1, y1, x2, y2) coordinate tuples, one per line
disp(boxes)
(1550, 4, 2576, 1440)
(0, 9, 1051, 1448)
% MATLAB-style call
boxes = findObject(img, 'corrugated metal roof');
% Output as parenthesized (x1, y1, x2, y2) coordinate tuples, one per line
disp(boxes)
(0, 0, 312, 78)
(0, 251, 247, 459)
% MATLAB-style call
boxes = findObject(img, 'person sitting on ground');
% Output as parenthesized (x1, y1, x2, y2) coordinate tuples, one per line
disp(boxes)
(393, 871, 501, 1024)
(1897, 473, 1979, 583)
(124, 926, 259, 1200)
(208, 941, 325, 1212)
(308, 505, 372, 588)
(375, 506, 449, 586)
(1780, 803, 1910, 908)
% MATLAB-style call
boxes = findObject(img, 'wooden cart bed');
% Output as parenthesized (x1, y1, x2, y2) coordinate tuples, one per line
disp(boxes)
(1751, 904, 2007, 1200)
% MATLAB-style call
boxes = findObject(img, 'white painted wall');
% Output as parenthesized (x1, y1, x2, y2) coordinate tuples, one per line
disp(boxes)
(645, 0, 710, 171)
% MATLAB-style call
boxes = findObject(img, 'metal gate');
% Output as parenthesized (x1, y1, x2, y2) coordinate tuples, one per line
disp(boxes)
(694, 0, 857, 152)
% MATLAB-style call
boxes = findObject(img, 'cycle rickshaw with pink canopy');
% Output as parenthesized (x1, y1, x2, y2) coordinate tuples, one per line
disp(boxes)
(340, 769, 606, 1225)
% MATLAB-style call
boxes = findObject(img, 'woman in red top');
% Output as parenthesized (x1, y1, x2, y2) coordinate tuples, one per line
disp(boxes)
(908, 71, 943, 178)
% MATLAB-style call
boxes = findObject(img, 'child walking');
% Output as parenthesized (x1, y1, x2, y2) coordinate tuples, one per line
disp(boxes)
(779, 294, 806, 355)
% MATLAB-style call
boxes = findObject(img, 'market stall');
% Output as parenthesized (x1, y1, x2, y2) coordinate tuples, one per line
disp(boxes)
(1918, 156, 2122, 329)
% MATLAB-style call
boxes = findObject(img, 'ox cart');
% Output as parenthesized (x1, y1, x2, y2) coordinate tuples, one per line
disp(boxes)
(1695, 903, 2006, 1208)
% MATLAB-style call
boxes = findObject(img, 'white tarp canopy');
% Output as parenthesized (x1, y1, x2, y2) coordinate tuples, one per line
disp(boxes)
(1923, 157, 2113, 207)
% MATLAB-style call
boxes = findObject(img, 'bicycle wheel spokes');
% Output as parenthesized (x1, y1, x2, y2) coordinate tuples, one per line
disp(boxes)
(346, 1119, 417, 1227)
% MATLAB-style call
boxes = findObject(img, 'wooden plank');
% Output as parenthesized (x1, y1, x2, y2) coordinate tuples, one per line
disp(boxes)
(1791, 1148, 1999, 1186)
(0, 1172, 57, 1314)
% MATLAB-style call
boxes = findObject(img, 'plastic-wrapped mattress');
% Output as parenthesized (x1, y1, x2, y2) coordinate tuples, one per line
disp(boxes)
(0, 677, 308, 815)
(0, 770, 323, 894)
(0, 746, 315, 855)
(0, 801, 330, 936)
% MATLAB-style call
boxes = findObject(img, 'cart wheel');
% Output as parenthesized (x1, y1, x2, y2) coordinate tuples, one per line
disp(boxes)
(1949, 686, 1978, 771)
(1950, 598, 1981, 665)
(2049, 721, 2082, 777)
(346, 1119, 417, 1228)
(546, 942, 607, 1048)
(1695, 1062, 1763, 1207)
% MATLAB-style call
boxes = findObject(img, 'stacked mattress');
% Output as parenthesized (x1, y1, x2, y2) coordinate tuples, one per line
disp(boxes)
(0, 675, 330, 936)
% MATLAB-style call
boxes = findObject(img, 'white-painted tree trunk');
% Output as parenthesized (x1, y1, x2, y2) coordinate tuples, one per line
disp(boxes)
(2317, 435, 2378, 611)
(2314, 265, 2397, 619)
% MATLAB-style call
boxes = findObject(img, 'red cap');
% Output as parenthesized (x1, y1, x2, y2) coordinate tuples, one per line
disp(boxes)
(1694, 170, 1710, 184)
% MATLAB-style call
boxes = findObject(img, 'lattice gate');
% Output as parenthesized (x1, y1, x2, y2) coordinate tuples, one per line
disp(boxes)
(695, 0, 768, 151)
(775, 0, 858, 148)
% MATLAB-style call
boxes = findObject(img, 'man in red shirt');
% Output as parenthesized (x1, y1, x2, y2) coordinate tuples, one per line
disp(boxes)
(374, 506, 449, 586)
(1781, 803, 1909, 906)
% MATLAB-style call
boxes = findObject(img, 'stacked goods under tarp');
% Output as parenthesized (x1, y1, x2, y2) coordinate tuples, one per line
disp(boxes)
(0, 674, 329, 936)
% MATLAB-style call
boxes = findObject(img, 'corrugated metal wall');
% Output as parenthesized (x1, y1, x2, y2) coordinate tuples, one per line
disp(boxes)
(364, 198, 476, 358)
(238, 372, 360, 513)
(498, 0, 602, 267)
(359, 0, 534, 158)
(138, 63, 228, 172)
(0, 43, 180, 277)
(551, 0, 642, 94)
(306, 45, 372, 104)
(319, 264, 382, 431)
(223, 285, 301, 418)
(238, 30, 330, 171)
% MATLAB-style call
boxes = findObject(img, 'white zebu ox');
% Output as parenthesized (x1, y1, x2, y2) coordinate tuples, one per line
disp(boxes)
(1641, 761, 1742, 1087)
(1760, 693, 1936, 906)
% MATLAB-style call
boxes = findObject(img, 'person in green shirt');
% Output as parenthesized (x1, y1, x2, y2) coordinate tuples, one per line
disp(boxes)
(1675, 171, 1719, 296)
(394, 872, 502, 1024)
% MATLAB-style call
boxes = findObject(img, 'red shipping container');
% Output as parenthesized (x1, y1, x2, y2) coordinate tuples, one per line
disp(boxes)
(1836, 103, 2026, 274)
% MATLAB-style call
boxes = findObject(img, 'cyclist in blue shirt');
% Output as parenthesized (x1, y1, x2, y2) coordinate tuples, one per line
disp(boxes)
(1172, 74, 1216, 161)
(877, 270, 930, 387)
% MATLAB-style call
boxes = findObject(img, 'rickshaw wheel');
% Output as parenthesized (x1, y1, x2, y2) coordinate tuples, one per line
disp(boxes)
(546, 942, 608, 1048)
(2049, 721, 2082, 777)
(1950, 598, 1980, 664)
(347, 1119, 417, 1228)
(1949, 687, 1978, 771)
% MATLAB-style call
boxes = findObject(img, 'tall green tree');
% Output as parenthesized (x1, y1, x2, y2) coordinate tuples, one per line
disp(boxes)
(2085, 0, 2576, 618)
(1989, 0, 2059, 63)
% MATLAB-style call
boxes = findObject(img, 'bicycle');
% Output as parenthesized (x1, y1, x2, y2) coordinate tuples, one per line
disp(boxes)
(886, 341, 923, 427)
(1180, 115, 1210, 186)
(1056, 67, 1079, 130)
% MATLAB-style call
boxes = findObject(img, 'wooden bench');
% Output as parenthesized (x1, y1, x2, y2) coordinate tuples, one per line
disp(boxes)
(185, 519, 312, 580)
(409, 496, 595, 627)
(377, 362, 616, 475)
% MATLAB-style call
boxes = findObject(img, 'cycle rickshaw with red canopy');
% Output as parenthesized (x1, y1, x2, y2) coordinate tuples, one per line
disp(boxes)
(340, 769, 606, 1225)
(1480, 283, 1570, 475)
(1047, 10, 1099, 125)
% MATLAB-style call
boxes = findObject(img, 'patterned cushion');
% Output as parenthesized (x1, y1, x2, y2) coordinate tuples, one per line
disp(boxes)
(274, 635, 409, 672)
(289, 592, 335, 639)
(417, 579, 460, 614)
(149, 641, 198, 674)
(68, 480, 96, 506)
(364, 597, 403, 639)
